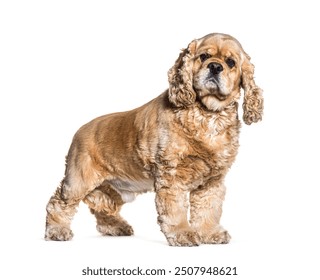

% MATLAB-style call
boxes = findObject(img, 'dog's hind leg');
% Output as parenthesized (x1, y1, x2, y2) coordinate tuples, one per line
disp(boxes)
(45, 153, 104, 241)
(83, 184, 134, 236)
(45, 181, 79, 241)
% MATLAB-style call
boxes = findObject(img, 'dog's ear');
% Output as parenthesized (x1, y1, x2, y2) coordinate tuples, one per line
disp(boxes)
(241, 53, 264, 125)
(168, 40, 197, 107)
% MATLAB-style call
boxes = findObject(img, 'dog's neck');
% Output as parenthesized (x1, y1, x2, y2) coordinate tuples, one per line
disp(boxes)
(172, 100, 239, 138)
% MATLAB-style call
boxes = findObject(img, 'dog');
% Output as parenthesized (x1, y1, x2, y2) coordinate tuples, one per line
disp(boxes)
(45, 33, 263, 246)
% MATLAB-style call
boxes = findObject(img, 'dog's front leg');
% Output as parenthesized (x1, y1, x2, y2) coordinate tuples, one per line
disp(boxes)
(189, 181, 231, 244)
(155, 182, 201, 246)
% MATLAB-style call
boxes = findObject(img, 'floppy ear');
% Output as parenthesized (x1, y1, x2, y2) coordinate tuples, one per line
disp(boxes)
(168, 40, 197, 107)
(241, 53, 264, 125)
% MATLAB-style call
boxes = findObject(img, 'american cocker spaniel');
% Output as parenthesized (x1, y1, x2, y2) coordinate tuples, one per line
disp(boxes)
(45, 33, 263, 246)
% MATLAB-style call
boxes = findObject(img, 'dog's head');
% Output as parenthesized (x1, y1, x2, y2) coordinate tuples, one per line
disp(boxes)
(168, 33, 263, 125)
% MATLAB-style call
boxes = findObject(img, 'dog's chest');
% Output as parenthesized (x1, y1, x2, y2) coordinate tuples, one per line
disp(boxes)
(196, 116, 238, 160)
(168, 107, 240, 169)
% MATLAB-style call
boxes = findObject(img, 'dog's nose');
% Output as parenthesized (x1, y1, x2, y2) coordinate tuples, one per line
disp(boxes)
(208, 62, 223, 75)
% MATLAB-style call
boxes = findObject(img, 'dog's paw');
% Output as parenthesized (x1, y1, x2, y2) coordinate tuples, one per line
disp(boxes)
(202, 229, 231, 244)
(45, 225, 73, 241)
(167, 230, 201, 247)
(97, 223, 134, 236)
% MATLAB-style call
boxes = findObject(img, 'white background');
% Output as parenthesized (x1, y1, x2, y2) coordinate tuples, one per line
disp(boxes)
(1, 0, 320, 279)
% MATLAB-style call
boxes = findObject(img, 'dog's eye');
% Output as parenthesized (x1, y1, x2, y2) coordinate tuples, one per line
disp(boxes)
(200, 53, 211, 62)
(225, 58, 236, 68)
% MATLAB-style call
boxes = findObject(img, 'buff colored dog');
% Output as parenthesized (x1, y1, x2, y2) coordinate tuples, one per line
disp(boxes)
(45, 33, 263, 246)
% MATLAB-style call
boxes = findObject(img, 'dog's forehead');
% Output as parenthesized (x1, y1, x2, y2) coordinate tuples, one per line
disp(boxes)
(196, 34, 243, 56)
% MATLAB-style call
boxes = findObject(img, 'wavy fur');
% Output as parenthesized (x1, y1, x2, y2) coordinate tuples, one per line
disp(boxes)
(45, 33, 263, 246)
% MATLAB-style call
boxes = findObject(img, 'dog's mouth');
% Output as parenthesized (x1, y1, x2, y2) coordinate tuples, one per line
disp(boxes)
(205, 78, 228, 101)
(213, 92, 228, 101)
(194, 70, 230, 102)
